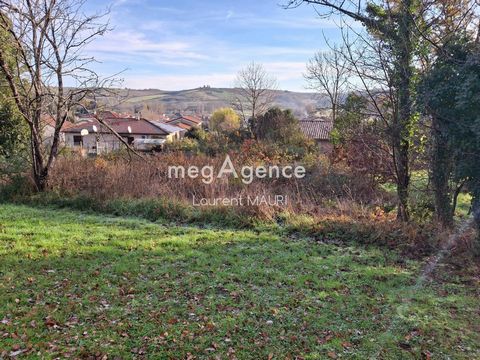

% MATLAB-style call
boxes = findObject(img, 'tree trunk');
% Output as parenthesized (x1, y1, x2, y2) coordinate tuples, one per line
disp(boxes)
(30, 122, 49, 192)
(395, 142, 410, 221)
(472, 184, 480, 255)
(431, 116, 454, 228)
(33, 167, 48, 192)
(394, 0, 415, 222)
(332, 102, 337, 124)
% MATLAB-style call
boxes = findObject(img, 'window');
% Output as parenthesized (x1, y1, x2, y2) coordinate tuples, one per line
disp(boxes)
(73, 135, 82, 146)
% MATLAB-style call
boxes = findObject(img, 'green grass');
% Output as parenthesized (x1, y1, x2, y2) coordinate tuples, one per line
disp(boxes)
(0, 204, 478, 358)
(381, 170, 473, 220)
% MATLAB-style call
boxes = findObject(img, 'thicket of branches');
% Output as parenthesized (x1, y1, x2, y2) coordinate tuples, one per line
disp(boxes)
(0, 0, 118, 191)
(290, 0, 480, 240)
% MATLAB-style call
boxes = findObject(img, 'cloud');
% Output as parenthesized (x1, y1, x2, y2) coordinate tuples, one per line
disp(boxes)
(118, 60, 309, 91)
(111, 0, 129, 7)
(234, 15, 339, 29)
(138, 20, 168, 32)
(262, 61, 307, 81)
(86, 30, 210, 66)
(81, 1, 344, 92)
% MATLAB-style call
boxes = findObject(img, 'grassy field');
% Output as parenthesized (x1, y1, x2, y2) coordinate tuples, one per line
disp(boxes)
(0, 204, 479, 359)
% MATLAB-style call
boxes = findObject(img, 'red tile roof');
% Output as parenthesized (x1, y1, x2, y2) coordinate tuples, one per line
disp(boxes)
(63, 118, 168, 136)
(41, 115, 79, 131)
(174, 123, 192, 130)
(109, 118, 170, 135)
(167, 115, 202, 125)
(96, 110, 124, 119)
(181, 115, 202, 124)
(299, 120, 333, 141)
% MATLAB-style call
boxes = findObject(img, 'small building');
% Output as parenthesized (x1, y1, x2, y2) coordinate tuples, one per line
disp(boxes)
(62, 117, 185, 154)
(147, 120, 186, 141)
(298, 119, 334, 154)
(41, 115, 81, 147)
(166, 115, 203, 130)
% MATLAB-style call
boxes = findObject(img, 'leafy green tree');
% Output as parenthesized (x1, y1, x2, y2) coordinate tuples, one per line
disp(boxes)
(420, 35, 480, 242)
(0, 100, 27, 159)
(209, 108, 241, 133)
(254, 108, 297, 143)
(285, 0, 422, 221)
(0, 1, 110, 191)
(0, 24, 28, 180)
(185, 127, 208, 141)
(253, 107, 315, 158)
(286, 0, 477, 222)
(451, 46, 480, 247)
(332, 93, 395, 186)
(330, 93, 369, 145)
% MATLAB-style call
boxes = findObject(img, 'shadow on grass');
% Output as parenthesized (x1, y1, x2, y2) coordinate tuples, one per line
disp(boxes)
(0, 204, 479, 359)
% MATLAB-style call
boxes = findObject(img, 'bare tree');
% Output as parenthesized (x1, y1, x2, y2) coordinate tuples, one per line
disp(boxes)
(285, 0, 479, 222)
(284, 0, 418, 221)
(304, 45, 349, 123)
(233, 62, 278, 128)
(336, 27, 405, 193)
(0, 0, 116, 191)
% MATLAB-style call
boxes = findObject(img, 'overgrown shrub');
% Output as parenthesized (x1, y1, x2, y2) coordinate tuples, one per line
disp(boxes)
(282, 211, 440, 257)
(0, 174, 34, 202)
(40, 153, 388, 219)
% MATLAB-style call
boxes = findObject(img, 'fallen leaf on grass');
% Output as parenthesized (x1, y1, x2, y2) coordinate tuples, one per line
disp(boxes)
(327, 352, 337, 359)
(422, 350, 432, 360)
(9, 348, 27, 357)
(44, 317, 59, 328)
(205, 321, 216, 331)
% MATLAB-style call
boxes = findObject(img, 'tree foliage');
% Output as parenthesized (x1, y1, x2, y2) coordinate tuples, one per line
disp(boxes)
(0, 0, 113, 191)
(332, 93, 394, 186)
(0, 22, 27, 178)
(253, 107, 315, 158)
(0, 100, 26, 159)
(289, 0, 479, 223)
(419, 34, 480, 237)
(209, 107, 241, 133)
(287, 0, 422, 221)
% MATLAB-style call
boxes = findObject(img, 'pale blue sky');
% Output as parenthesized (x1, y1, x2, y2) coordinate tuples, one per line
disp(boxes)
(84, 0, 350, 91)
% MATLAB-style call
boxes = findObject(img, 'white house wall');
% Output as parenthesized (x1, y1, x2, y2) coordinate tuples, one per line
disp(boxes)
(64, 132, 179, 154)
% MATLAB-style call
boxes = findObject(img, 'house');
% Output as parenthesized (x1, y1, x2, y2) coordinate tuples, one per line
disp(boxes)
(166, 114, 203, 130)
(134, 120, 185, 151)
(147, 120, 186, 140)
(298, 119, 334, 153)
(62, 117, 185, 154)
(41, 115, 82, 146)
(95, 110, 128, 119)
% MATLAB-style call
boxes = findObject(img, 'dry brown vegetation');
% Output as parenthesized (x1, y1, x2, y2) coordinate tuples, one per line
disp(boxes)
(3, 151, 475, 258)
(48, 152, 387, 220)
(42, 152, 479, 258)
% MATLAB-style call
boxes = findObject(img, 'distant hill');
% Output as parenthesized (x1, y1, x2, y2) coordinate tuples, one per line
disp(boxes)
(96, 87, 330, 118)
